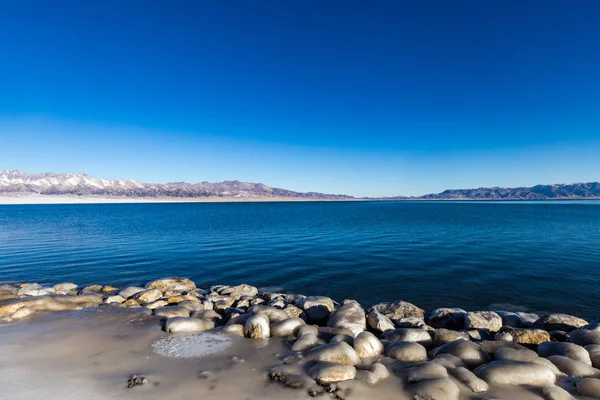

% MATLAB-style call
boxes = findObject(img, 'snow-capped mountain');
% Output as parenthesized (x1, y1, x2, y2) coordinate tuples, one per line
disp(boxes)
(0, 170, 352, 199)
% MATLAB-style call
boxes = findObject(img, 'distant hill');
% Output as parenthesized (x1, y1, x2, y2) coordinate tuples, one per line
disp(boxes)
(0, 170, 352, 200)
(405, 182, 600, 200)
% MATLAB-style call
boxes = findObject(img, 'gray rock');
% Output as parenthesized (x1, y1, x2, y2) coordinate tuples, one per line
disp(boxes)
(495, 332, 514, 342)
(355, 370, 379, 384)
(400, 362, 449, 383)
(370, 300, 425, 321)
(248, 305, 288, 323)
(330, 334, 353, 345)
(532, 314, 588, 332)
(104, 295, 126, 304)
(464, 311, 502, 332)
(304, 342, 361, 365)
(220, 284, 258, 300)
(538, 342, 592, 365)
(576, 377, 600, 398)
(430, 354, 466, 369)
(430, 339, 490, 369)
(406, 378, 460, 400)
(571, 329, 600, 346)
(494, 347, 562, 376)
(221, 324, 245, 337)
(298, 296, 335, 323)
(547, 355, 600, 378)
(309, 362, 356, 383)
(353, 331, 384, 359)
(327, 300, 366, 336)
(371, 362, 390, 380)
(190, 309, 222, 324)
(317, 326, 355, 342)
(433, 329, 469, 347)
(517, 312, 540, 327)
(53, 282, 78, 293)
(164, 317, 215, 333)
(474, 360, 556, 386)
(292, 332, 319, 352)
(386, 342, 427, 363)
(542, 385, 577, 400)
(366, 308, 395, 334)
(394, 317, 432, 330)
(153, 306, 190, 318)
(427, 308, 467, 330)
(383, 328, 432, 348)
(146, 277, 196, 292)
(118, 286, 145, 299)
(297, 325, 319, 337)
(270, 317, 305, 337)
(586, 345, 600, 369)
(450, 366, 489, 392)
(244, 314, 270, 339)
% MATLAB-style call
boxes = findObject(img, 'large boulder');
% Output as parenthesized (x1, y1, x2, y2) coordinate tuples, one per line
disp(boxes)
(384, 328, 432, 348)
(538, 342, 592, 365)
(430, 340, 490, 369)
(386, 342, 427, 363)
(370, 300, 425, 321)
(366, 308, 395, 334)
(248, 305, 288, 322)
(270, 318, 305, 337)
(292, 332, 319, 352)
(509, 328, 552, 346)
(427, 308, 467, 330)
(298, 296, 335, 323)
(309, 362, 356, 383)
(305, 342, 361, 365)
(327, 300, 366, 336)
(464, 311, 502, 332)
(494, 347, 562, 375)
(532, 314, 588, 332)
(432, 329, 469, 347)
(146, 277, 196, 292)
(220, 284, 258, 300)
(353, 331, 384, 359)
(244, 314, 270, 339)
(474, 360, 556, 386)
(570, 328, 600, 346)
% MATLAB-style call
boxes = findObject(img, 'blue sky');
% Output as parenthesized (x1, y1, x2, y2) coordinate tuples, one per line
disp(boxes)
(1, 0, 599, 197)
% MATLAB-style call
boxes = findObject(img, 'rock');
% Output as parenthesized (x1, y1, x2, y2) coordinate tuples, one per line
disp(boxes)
(430, 340, 490, 369)
(101, 285, 118, 293)
(153, 306, 190, 318)
(353, 331, 384, 359)
(465, 329, 491, 341)
(386, 342, 427, 363)
(309, 362, 356, 383)
(552, 331, 571, 342)
(104, 295, 126, 304)
(283, 304, 306, 320)
(478, 340, 528, 357)
(298, 325, 319, 337)
(244, 314, 270, 339)
(249, 305, 288, 323)
(123, 299, 140, 307)
(0, 294, 102, 320)
(191, 309, 222, 324)
(464, 311, 502, 332)
(406, 378, 460, 400)
(292, 333, 319, 352)
(510, 328, 552, 346)
(517, 312, 541, 327)
(383, 328, 432, 347)
(400, 362, 449, 383)
(19, 289, 50, 297)
(330, 334, 353, 345)
(571, 329, 600, 346)
(10, 306, 34, 320)
(587, 345, 600, 368)
(474, 360, 556, 386)
(268, 364, 312, 389)
(270, 318, 305, 337)
(450, 366, 489, 392)
(371, 363, 390, 380)
(494, 347, 562, 375)
(132, 288, 162, 304)
(221, 324, 245, 337)
(370, 300, 425, 321)
(431, 354, 466, 369)
(576, 377, 600, 398)
(53, 283, 78, 293)
(496, 311, 523, 328)
(146, 277, 196, 292)
(427, 308, 467, 330)
(118, 286, 145, 299)
(542, 386, 577, 400)
(547, 355, 600, 378)
(164, 317, 215, 333)
(355, 370, 379, 384)
(366, 309, 396, 334)
(432, 329, 469, 347)
(226, 314, 251, 326)
(532, 314, 588, 332)
(495, 332, 514, 342)
(220, 284, 258, 300)
(305, 342, 361, 365)
(394, 317, 431, 330)
(81, 285, 103, 293)
(299, 296, 335, 323)
(327, 300, 366, 336)
(317, 327, 355, 342)
(538, 342, 592, 365)
(177, 300, 205, 312)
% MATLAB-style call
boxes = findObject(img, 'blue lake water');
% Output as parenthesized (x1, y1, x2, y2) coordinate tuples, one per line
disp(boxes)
(1, 201, 599, 319)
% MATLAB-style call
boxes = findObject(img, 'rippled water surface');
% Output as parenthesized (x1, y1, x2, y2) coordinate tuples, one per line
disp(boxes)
(1, 201, 600, 318)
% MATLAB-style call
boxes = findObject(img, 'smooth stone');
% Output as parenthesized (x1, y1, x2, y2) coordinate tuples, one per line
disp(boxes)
(353, 331, 384, 359)
(153, 306, 190, 318)
(226, 314, 251, 326)
(548, 355, 600, 378)
(370, 300, 425, 321)
(248, 305, 288, 323)
(366, 309, 396, 334)
(465, 329, 492, 341)
(552, 330, 571, 342)
(330, 334, 354, 345)
(571, 329, 600, 346)
(221, 324, 245, 337)
(495, 332, 514, 342)
(586, 345, 600, 368)
(118, 286, 145, 299)
(496, 311, 524, 328)
(104, 295, 126, 304)
(299, 296, 335, 323)
(292, 333, 319, 352)
(464, 311, 502, 332)
(450, 366, 489, 392)
(543, 386, 577, 400)
(191, 309, 222, 324)
(427, 308, 467, 330)
(309, 362, 356, 383)
(433, 329, 469, 347)
(406, 378, 460, 400)
(517, 312, 541, 327)
(478, 340, 528, 356)
(475, 360, 556, 386)
(270, 318, 305, 337)
(18, 289, 50, 297)
(431, 354, 466, 369)
(383, 328, 432, 347)
(317, 326, 355, 342)
(494, 347, 562, 376)
(355, 370, 379, 384)
(244, 314, 270, 339)
(297, 325, 319, 337)
(10, 306, 34, 320)
(53, 283, 78, 293)
(283, 304, 306, 320)
(401, 362, 449, 383)
(164, 317, 215, 333)
(576, 377, 600, 398)
(0, 294, 102, 319)
(394, 317, 432, 330)
(18, 283, 42, 291)
(304, 342, 361, 365)
(132, 288, 162, 303)
(178, 300, 206, 312)
(146, 277, 196, 292)
(101, 285, 118, 293)
(510, 328, 552, 346)
(532, 314, 589, 332)
(386, 342, 427, 363)
(430, 340, 490, 369)
(539, 342, 592, 365)
(123, 299, 140, 307)
(81, 285, 103, 293)
(371, 362, 390, 380)
(219, 284, 258, 300)
(327, 299, 366, 336)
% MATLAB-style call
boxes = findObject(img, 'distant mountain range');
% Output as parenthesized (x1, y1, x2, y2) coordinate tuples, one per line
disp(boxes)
(0, 170, 351, 200)
(1, 170, 600, 201)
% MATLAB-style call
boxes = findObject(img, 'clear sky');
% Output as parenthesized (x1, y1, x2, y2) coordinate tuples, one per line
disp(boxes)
(1, 0, 599, 197)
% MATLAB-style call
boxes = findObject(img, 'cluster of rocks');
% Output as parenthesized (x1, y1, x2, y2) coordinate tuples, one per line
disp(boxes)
(2, 279, 600, 399)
